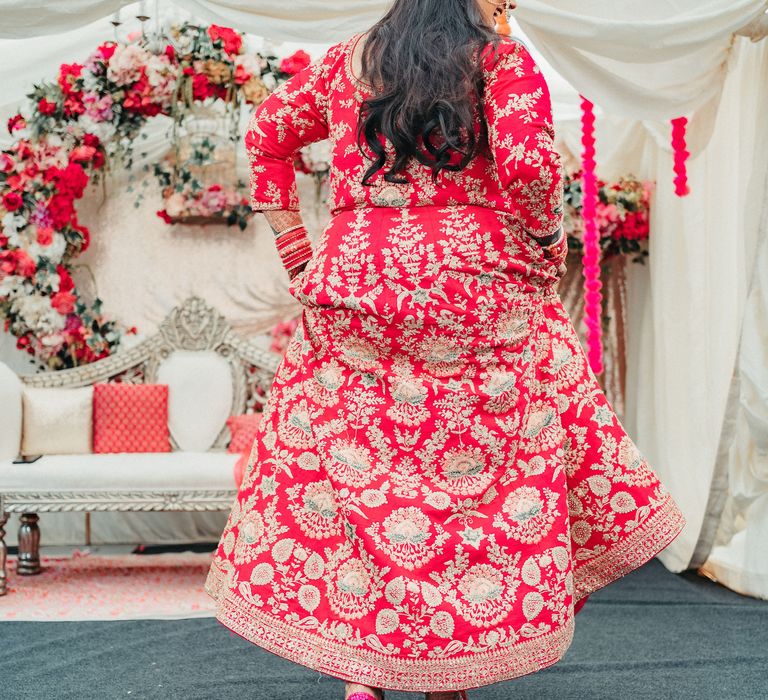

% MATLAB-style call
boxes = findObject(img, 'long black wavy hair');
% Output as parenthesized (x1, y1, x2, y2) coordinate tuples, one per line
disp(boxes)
(356, 0, 502, 186)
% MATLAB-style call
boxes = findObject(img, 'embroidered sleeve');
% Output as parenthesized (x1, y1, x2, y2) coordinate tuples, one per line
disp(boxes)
(245, 47, 337, 212)
(483, 40, 564, 238)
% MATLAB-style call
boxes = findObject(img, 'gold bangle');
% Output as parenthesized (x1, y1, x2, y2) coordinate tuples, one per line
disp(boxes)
(274, 223, 305, 238)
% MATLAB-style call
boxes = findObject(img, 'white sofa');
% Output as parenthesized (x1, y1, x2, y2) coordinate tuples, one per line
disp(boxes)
(0, 296, 280, 596)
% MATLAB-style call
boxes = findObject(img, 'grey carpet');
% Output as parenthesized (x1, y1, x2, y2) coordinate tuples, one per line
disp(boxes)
(1, 559, 766, 700)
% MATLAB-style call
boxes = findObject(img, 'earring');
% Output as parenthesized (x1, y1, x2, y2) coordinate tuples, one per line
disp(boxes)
(495, 2, 512, 35)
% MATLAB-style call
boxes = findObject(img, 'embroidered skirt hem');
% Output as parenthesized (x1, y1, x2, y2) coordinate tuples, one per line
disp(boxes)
(204, 492, 684, 692)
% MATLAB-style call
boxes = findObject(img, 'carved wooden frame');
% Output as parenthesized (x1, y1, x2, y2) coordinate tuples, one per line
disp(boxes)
(0, 296, 281, 595)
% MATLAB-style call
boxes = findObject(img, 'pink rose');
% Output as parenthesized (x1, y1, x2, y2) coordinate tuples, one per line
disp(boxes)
(51, 291, 77, 315)
(36, 227, 54, 246)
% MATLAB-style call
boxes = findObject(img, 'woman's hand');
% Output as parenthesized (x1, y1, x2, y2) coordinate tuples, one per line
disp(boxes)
(288, 260, 309, 282)
(540, 230, 568, 278)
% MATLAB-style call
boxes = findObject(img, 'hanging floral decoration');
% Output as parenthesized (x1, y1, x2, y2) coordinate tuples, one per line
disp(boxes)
(153, 158, 253, 229)
(0, 23, 312, 370)
(153, 24, 311, 228)
(579, 97, 604, 376)
(671, 117, 691, 197)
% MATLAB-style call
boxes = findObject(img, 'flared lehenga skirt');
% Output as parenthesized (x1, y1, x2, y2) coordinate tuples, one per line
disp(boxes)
(205, 204, 685, 692)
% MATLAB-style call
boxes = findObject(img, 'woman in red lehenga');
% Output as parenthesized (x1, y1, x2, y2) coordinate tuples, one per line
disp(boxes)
(205, 1, 686, 698)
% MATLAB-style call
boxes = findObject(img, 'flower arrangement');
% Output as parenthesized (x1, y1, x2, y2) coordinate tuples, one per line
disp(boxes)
(154, 152, 252, 229)
(156, 176, 252, 229)
(157, 24, 311, 227)
(1, 129, 123, 368)
(0, 23, 314, 369)
(563, 172, 652, 264)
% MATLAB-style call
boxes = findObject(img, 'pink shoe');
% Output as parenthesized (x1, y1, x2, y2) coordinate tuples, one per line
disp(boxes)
(346, 690, 385, 700)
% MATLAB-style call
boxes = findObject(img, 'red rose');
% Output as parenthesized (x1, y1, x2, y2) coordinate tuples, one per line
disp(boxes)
(82, 133, 100, 148)
(7, 114, 26, 134)
(38, 98, 57, 115)
(51, 291, 77, 315)
(165, 45, 176, 61)
(191, 72, 215, 101)
(2, 192, 23, 212)
(58, 63, 83, 95)
(123, 75, 163, 116)
(63, 95, 85, 117)
(0, 153, 14, 172)
(36, 227, 54, 246)
(207, 25, 243, 56)
(91, 150, 105, 169)
(98, 42, 117, 61)
(57, 264, 75, 293)
(280, 50, 311, 76)
(47, 194, 76, 228)
(234, 63, 252, 85)
(50, 162, 88, 197)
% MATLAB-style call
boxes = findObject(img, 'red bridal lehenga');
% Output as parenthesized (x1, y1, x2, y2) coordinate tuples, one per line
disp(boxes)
(205, 32, 686, 692)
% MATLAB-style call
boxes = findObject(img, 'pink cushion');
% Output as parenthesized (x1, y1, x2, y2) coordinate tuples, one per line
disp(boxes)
(226, 413, 263, 454)
(93, 384, 171, 454)
(233, 452, 249, 489)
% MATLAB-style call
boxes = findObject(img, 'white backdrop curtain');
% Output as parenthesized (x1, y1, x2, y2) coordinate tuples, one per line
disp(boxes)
(697, 129, 768, 599)
(1, 1, 767, 596)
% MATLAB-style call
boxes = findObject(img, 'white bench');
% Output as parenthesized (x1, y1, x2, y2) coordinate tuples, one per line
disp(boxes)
(0, 296, 279, 595)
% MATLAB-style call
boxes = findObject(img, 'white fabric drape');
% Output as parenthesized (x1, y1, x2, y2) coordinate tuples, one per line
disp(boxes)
(1, 0, 766, 120)
(631, 36, 768, 573)
(0, 0, 387, 42)
(697, 129, 768, 599)
(515, 0, 766, 121)
(0, 1, 763, 158)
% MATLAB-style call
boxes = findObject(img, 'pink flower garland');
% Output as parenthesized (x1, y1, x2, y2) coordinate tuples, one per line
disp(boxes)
(671, 117, 690, 197)
(580, 97, 604, 376)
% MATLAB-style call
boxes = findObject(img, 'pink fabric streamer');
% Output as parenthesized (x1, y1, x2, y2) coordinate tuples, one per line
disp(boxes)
(580, 97, 604, 376)
(671, 117, 691, 197)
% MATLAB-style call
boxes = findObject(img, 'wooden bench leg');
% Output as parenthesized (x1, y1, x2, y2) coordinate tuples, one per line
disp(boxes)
(17, 513, 41, 576)
(0, 511, 8, 595)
